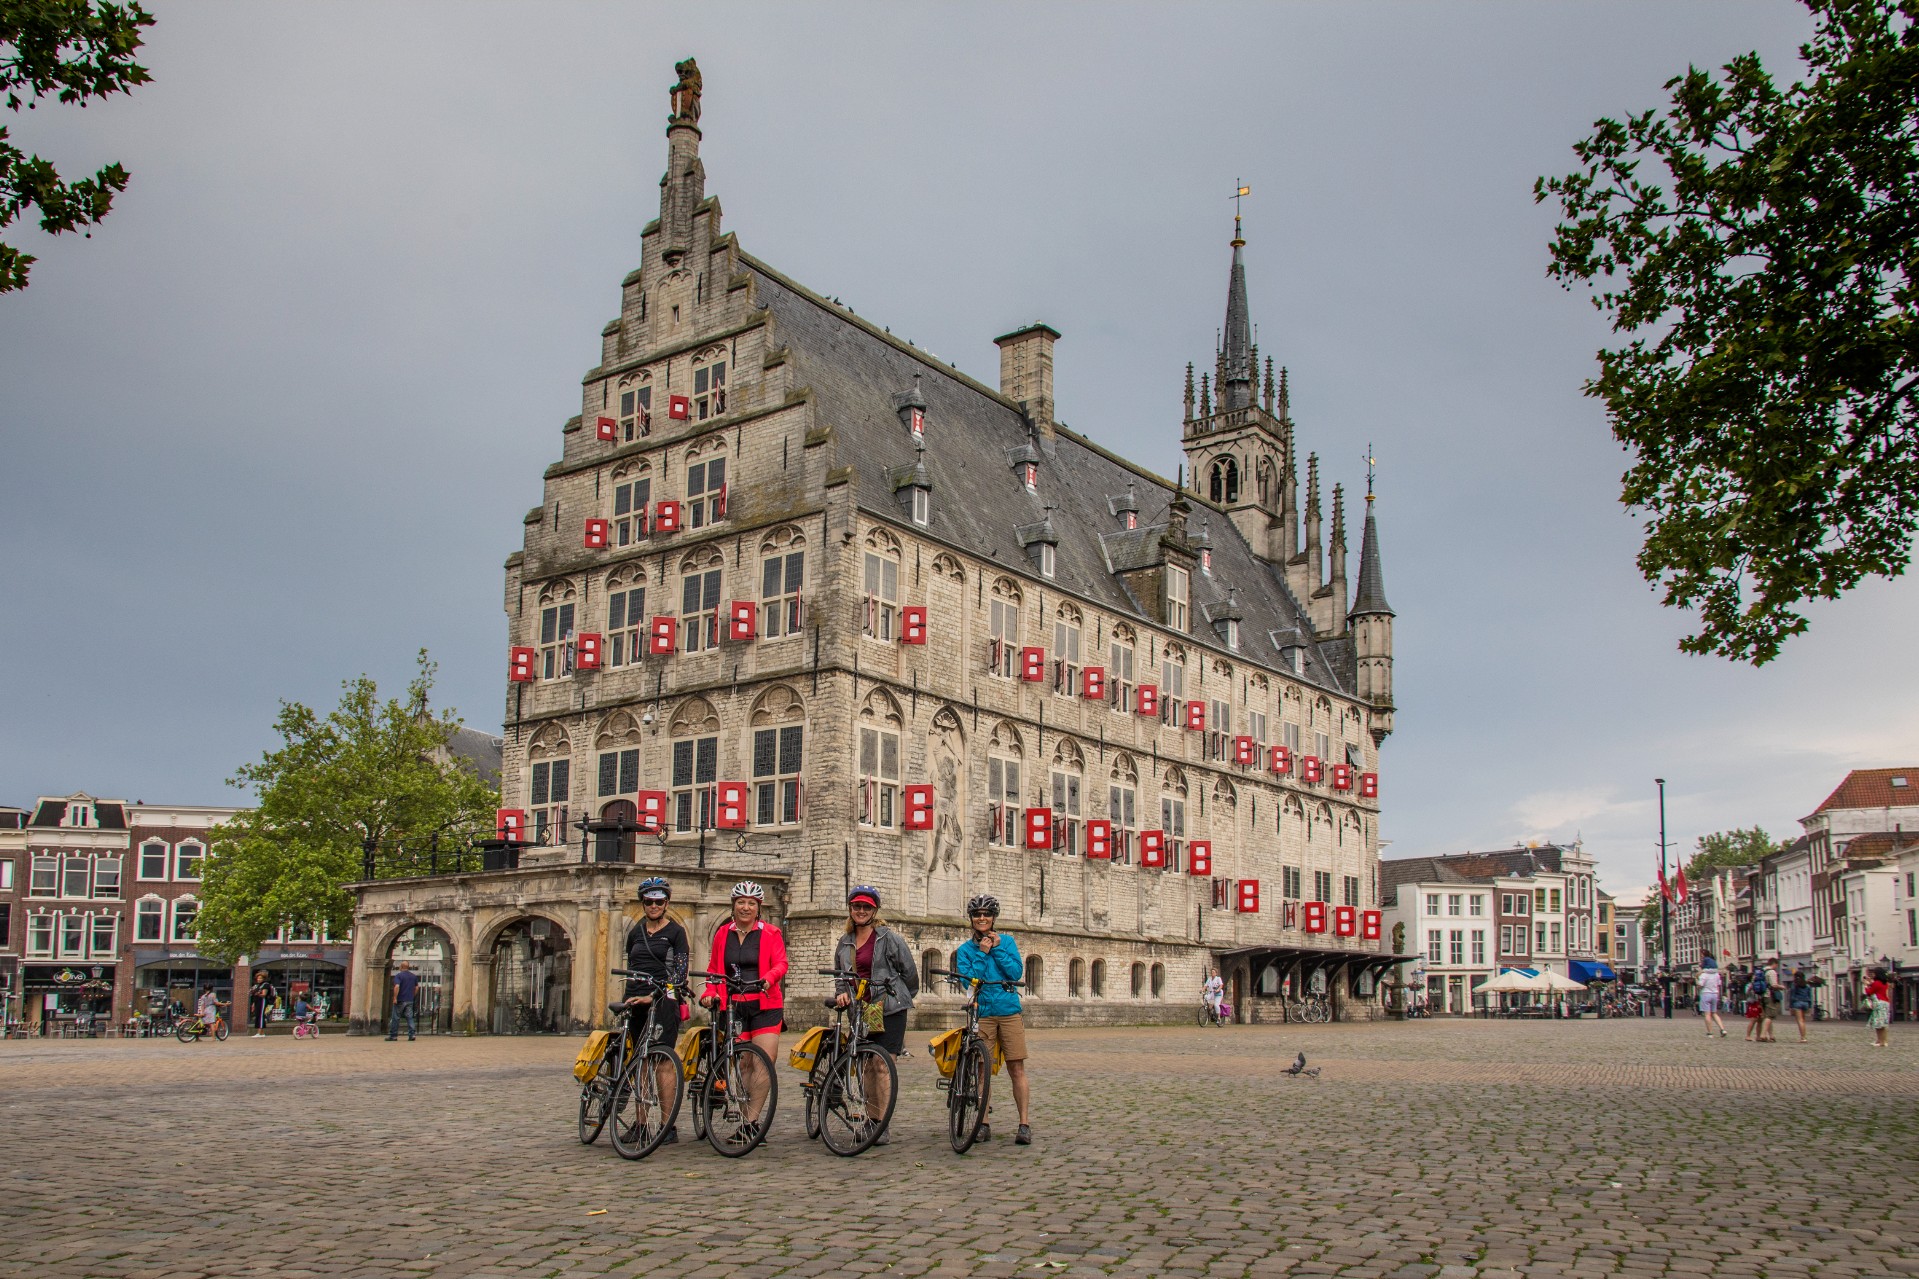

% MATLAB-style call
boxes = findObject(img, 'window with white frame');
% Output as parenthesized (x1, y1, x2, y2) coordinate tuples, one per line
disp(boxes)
(174, 843, 203, 882)
(1427, 929, 1443, 963)
(1107, 779, 1137, 865)
(1050, 767, 1081, 856)
(1449, 930, 1464, 965)
(1535, 921, 1547, 952)
(1469, 894, 1485, 917)
(531, 757, 572, 845)
(93, 856, 121, 899)
(27, 912, 54, 956)
(911, 486, 929, 526)
(1053, 611, 1081, 698)
(693, 356, 726, 419)
(618, 383, 651, 441)
(862, 552, 899, 642)
(1038, 542, 1056, 579)
(859, 727, 900, 828)
(172, 898, 199, 941)
(1162, 651, 1186, 724)
(136, 897, 165, 942)
(1283, 866, 1303, 899)
(988, 754, 1021, 847)
(686, 455, 726, 528)
(1550, 921, 1562, 951)
(1471, 930, 1486, 965)
(1314, 870, 1333, 902)
(680, 560, 723, 653)
(761, 550, 804, 639)
(60, 912, 85, 957)
(1426, 893, 1440, 915)
(29, 855, 56, 897)
(1247, 708, 1268, 741)
(1161, 795, 1186, 871)
(1500, 924, 1513, 954)
(0, 859, 9, 891)
(1165, 565, 1189, 631)
(540, 594, 576, 680)
(989, 597, 1019, 678)
(1343, 875, 1361, 907)
(62, 854, 90, 899)
(671, 735, 718, 832)
(606, 577, 646, 668)
(1447, 893, 1462, 917)
(1109, 635, 1135, 712)
(753, 726, 803, 826)
(612, 468, 651, 545)
(139, 841, 168, 880)
(90, 913, 117, 958)
(66, 803, 93, 827)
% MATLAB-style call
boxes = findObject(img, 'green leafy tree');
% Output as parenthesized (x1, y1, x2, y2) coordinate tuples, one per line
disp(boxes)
(1687, 826, 1784, 877)
(196, 652, 498, 964)
(1536, 0, 1919, 664)
(1, 0, 154, 292)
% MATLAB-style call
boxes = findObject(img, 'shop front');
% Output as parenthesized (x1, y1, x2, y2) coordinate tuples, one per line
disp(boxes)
(131, 951, 231, 1022)
(20, 964, 117, 1032)
(253, 946, 352, 1022)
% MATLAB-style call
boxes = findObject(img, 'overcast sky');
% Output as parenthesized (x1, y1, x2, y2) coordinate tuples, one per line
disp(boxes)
(4, 1, 1910, 893)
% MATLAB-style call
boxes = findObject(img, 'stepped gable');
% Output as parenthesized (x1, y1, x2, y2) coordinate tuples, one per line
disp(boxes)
(740, 255, 1349, 695)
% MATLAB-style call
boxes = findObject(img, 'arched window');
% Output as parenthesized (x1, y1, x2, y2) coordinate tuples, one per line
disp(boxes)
(605, 564, 647, 668)
(685, 436, 727, 528)
(1258, 964, 1281, 996)
(1130, 962, 1145, 998)
(537, 581, 577, 680)
(609, 460, 652, 546)
(988, 722, 1023, 849)
(1108, 753, 1139, 864)
(1025, 954, 1045, 997)
(1090, 958, 1107, 998)
(1150, 963, 1165, 998)
(678, 547, 723, 653)
(759, 526, 806, 639)
(1068, 957, 1086, 997)
(691, 344, 727, 419)
(922, 949, 943, 993)
(862, 527, 901, 641)
(1050, 738, 1083, 857)
(529, 722, 573, 846)
(1209, 456, 1239, 505)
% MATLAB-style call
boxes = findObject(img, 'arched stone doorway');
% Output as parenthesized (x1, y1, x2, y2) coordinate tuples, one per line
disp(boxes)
(384, 923, 454, 1034)
(488, 916, 573, 1034)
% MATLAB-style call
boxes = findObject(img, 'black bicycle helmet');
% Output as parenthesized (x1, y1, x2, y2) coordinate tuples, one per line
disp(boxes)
(967, 894, 1001, 918)
(637, 876, 670, 902)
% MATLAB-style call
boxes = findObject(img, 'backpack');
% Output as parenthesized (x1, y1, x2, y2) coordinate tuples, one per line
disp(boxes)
(1749, 972, 1768, 998)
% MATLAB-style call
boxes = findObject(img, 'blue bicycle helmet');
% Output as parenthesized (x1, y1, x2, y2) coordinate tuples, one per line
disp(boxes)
(637, 876, 671, 902)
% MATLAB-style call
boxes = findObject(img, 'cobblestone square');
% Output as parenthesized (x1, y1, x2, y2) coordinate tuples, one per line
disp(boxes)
(2, 1018, 1914, 1279)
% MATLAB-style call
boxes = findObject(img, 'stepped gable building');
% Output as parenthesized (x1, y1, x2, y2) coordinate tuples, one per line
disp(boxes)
(348, 62, 1400, 1032)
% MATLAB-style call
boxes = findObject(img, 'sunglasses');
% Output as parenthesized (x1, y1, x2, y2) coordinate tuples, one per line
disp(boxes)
(850, 902, 876, 910)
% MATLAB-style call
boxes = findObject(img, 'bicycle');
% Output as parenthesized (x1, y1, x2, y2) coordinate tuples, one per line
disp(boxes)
(291, 1014, 321, 1039)
(799, 968, 899, 1157)
(686, 968, 780, 1157)
(176, 1008, 229, 1043)
(1197, 999, 1231, 1027)
(927, 968, 1021, 1154)
(1284, 994, 1331, 1025)
(606, 970, 686, 1160)
(579, 970, 677, 1147)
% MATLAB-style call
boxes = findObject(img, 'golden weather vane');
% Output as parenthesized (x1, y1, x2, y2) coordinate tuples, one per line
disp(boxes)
(1363, 444, 1378, 501)
(1231, 181, 1250, 238)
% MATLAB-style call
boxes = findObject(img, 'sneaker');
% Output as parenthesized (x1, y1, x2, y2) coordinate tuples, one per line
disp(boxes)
(1015, 1124, 1032, 1145)
(738, 1120, 762, 1145)
(384, 1036, 398, 1042)
(978, 1124, 991, 1142)
(662, 1126, 679, 1145)
(408, 1036, 416, 1041)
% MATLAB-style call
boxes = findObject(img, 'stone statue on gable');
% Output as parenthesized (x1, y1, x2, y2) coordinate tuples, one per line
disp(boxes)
(670, 58, 702, 125)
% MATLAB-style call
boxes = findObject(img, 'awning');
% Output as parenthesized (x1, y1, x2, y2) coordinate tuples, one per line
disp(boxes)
(1502, 967, 1540, 978)
(1568, 960, 1617, 983)
(1213, 944, 1414, 968)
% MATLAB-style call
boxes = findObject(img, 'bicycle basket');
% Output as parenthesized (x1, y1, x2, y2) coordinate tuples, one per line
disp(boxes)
(788, 1024, 830, 1072)
(675, 1025, 710, 1082)
(573, 1029, 615, 1083)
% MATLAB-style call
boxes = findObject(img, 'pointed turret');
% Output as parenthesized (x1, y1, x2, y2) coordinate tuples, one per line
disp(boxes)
(1351, 491, 1392, 618)
(1350, 473, 1395, 741)
(1221, 219, 1254, 410)
(1328, 483, 1349, 623)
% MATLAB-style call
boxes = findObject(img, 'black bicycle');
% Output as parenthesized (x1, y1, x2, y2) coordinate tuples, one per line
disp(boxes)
(928, 969, 1021, 1154)
(687, 969, 779, 1157)
(606, 969, 686, 1160)
(801, 969, 899, 1157)
(579, 978, 653, 1146)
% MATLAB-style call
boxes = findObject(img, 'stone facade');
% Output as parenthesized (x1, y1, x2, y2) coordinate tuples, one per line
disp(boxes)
(352, 65, 1400, 1032)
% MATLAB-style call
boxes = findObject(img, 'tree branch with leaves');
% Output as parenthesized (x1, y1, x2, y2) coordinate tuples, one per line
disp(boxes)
(1537, 0, 1919, 663)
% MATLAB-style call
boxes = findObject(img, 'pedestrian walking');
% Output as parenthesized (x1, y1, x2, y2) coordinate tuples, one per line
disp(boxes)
(1697, 955, 1727, 1038)
(249, 972, 275, 1037)
(1788, 968, 1814, 1042)
(1744, 966, 1770, 1042)
(1865, 968, 1892, 1048)
(386, 960, 420, 1041)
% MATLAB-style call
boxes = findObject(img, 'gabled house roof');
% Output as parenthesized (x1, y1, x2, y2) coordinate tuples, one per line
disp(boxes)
(1807, 768, 1919, 817)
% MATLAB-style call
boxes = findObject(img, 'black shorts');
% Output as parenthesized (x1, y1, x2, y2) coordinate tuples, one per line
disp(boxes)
(733, 1004, 784, 1038)
(626, 995, 682, 1040)
(874, 1009, 908, 1055)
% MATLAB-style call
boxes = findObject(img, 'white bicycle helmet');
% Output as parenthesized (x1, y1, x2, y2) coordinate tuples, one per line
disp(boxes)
(730, 880, 765, 901)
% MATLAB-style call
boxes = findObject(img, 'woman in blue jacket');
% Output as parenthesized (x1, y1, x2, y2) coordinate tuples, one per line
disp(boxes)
(954, 894, 1032, 1145)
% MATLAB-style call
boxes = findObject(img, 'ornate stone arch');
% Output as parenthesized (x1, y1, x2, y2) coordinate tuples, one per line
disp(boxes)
(1055, 600, 1083, 627)
(988, 720, 1024, 758)
(606, 561, 647, 591)
(1110, 620, 1137, 649)
(1051, 737, 1085, 771)
(538, 579, 577, 607)
(595, 710, 644, 749)
(864, 525, 902, 557)
(669, 696, 720, 737)
(1212, 657, 1234, 680)
(859, 687, 904, 728)
(687, 432, 728, 460)
(1209, 455, 1240, 505)
(528, 721, 572, 757)
(1163, 765, 1188, 797)
(615, 369, 654, 391)
(1212, 776, 1238, 809)
(611, 457, 652, 486)
(931, 551, 964, 583)
(678, 544, 724, 575)
(759, 523, 807, 555)
(1163, 640, 1187, 667)
(931, 705, 965, 740)
(749, 684, 805, 725)
(691, 341, 728, 366)
(1109, 752, 1139, 786)
(991, 576, 1022, 605)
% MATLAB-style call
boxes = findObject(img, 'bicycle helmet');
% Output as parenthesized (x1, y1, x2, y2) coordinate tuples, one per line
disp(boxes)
(967, 894, 1001, 918)
(637, 876, 671, 902)
(730, 880, 765, 901)
(847, 885, 881, 908)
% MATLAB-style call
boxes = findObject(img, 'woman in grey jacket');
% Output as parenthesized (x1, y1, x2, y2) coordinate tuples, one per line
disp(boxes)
(833, 886, 919, 1144)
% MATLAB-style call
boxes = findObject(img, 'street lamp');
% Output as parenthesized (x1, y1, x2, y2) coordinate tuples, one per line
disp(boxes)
(1657, 777, 1672, 1019)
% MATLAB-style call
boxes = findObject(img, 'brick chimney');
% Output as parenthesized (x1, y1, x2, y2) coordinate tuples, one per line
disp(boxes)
(994, 323, 1059, 439)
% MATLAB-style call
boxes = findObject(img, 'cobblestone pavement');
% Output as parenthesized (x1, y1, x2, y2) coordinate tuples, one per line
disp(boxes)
(3, 1018, 1915, 1279)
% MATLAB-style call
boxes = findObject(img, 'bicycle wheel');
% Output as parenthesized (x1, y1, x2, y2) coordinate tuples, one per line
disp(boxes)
(803, 1059, 828, 1140)
(948, 1037, 991, 1154)
(176, 1023, 197, 1044)
(703, 1042, 777, 1157)
(213, 1020, 230, 1041)
(610, 1048, 682, 1160)
(1311, 1000, 1331, 1025)
(820, 1043, 897, 1156)
(578, 1076, 610, 1145)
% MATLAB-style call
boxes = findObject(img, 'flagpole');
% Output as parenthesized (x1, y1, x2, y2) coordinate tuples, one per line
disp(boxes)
(1657, 777, 1672, 1020)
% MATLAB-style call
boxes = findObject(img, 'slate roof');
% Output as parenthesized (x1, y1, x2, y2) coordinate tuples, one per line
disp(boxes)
(1808, 768, 1919, 816)
(442, 726, 504, 789)
(1379, 845, 1574, 905)
(741, 254, 1353, 696)
(27, 796, 126, 829)
(1833, 830, 1919, 861)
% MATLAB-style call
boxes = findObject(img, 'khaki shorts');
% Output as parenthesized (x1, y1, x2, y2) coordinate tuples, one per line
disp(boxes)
(978, 1014, 1028, 1063)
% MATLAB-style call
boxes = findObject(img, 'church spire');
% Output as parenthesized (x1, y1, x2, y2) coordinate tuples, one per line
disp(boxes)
(1351, 486, 1393, 617)
(1221, 214, 1253, 410)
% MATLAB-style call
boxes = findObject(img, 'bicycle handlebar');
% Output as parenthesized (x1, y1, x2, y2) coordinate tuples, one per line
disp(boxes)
(928, 967, 1024, 989)
(687, 969, 767, 993)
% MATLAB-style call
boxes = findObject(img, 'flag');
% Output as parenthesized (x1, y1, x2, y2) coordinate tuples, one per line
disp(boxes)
(1674, 867, 1689, 904)
(1237, 185, 1251, 197)
(1657, 864, 1671, 902)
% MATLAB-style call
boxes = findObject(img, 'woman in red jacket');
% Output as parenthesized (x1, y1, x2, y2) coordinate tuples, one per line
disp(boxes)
(700, 881, 787, 1129)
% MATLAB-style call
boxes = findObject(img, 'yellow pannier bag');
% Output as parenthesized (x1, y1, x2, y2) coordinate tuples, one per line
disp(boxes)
(573, 1029, 615, 1083)
(676, 1025, 710, 1081)
(788, 1024, 829, 1072)
(928, 1028, 1004, 1078)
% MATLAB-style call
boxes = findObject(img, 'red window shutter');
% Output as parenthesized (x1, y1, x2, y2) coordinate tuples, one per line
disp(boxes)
(634, 502, 650, 538)
(727, 600, 757, 642)
(1301, 755, 1323, 784)
(1360, 771, 1379, 799)
(990, 803, 1004, 842)
(985, 638, 1002, 674)
(1233, 735, 1256, 766)
(508, 646, 535, 682)
(1185, 701, 1206, 732)
(1332, 763, 1353, 791)
(496, 808, 526, 842)
(1269, 745, 1292, 775)
(1085, 819, 1112, 859)
(575, 633, 603, 670)
(910, 407, 924, 435)
(716, 482, 727, 518)
(903, 784, 934, 830)
(584, 518, 609, 549)
(1025, 807, 1053, 850)
(1136, 684, 1159, 717)
(595, 415, 617, 441)
(669, 394, 691, 420)
(901, 605, 927, 645)
(1082, 666, 1105, 700)
(1334, 905, 1357, 937)
(636, 791, 667, 832)
(1361, 909, 1382, 941)
(653, 500, 682, 533)
(1140, 829, 1164, 868)
(1283, 900, 1299, 929)
(715, 782, 748, 829)
(648, 616, 677, 655)
(1237, 879, 1260, 913)
(1303, 901, 1327, 933)
(1020, 646, 1046, 682)
(1188, 840, 1212, 875)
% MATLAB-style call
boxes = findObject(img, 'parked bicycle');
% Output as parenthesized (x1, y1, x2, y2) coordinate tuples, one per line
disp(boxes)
(685, 968, 779, 1157)
(576, 976, 651, 1146)
(927, 968, 1021, 1154)
(606, 969, 685, 1160)
(175, 1008, 229, 1043)
(1285, 994, 1331, 1025)
(796, 968, 898, 1157)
